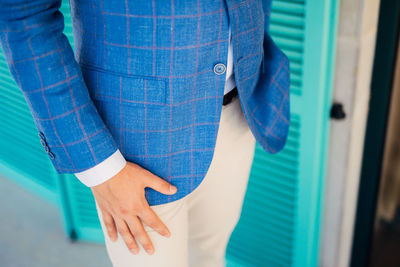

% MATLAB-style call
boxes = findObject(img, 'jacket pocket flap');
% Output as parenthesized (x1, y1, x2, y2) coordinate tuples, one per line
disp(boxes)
(80, 63, 168, 106)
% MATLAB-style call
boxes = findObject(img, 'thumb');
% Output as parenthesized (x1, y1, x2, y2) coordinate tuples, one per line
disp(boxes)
(144, 172, 178, 195)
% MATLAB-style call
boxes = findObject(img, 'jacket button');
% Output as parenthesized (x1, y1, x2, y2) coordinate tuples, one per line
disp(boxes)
(40, 139, 47, 147)
(48, 152, 55, 159)
(213, 63, 226, 75)
(39, 132, 45, 140)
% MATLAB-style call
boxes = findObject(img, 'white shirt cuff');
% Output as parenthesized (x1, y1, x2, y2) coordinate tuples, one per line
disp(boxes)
(74, 149, 127, 187)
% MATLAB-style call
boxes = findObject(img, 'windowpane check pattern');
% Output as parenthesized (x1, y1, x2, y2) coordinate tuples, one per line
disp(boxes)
(0, 0, 290, 205)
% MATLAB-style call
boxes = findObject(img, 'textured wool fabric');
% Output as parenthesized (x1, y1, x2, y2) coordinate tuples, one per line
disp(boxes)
(73, 24, 237, 187)
(94, 95, 256, 267)
(0, 0, 290, 205)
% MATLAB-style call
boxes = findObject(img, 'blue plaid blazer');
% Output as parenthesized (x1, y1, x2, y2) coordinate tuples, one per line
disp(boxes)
(0, 0, 290, 205)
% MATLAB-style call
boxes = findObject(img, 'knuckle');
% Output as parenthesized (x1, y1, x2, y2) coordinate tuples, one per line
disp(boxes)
(107, 227, 115, 234)
(118, 228, 129, 236)
(130, 202, 143, 214)
(108, 228, 116, 236)
(141, 237, 152, 247)
(102, 214, 112, 222)
(128, 225, 140, 236)
(126, 242, 136, 250)
(134, 228, 146, 238)
(162, 182, 170, 191)
(142, 233, 151, 244)
(104, 222, 114, 229)
(135, 231, 147, 242)
(141, 168, 152, 176)
(118, 206, 130, 216)
(138, 168, 150, 180)
(145, 221, 156, 230)
(149, 220, 162, 231)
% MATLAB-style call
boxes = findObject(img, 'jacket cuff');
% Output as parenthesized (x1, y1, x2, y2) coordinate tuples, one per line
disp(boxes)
(74, 149, 127, 187)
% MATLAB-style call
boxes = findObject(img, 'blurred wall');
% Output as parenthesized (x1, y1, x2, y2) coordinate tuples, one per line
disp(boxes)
(319, 0, 381, 267)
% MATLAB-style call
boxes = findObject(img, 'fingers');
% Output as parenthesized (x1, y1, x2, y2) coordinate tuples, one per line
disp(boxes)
(101, 209, 118, 242)
(144, 171, 177, 195)
(114, 217, 140, 255)
(139, 202, 171, 238)
(125, 215, 155, 255)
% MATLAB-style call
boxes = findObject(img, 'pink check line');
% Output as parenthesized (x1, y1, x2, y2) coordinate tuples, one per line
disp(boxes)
(23, 15, 76, 170)
(250, 95, 290, 133)
(13, 49, 59, 64)
(101, 0, 107, 68)
(24, 74, 79, 94)
(119, 76, 124, 153)
(103, 25, 258, 50)
(229, 1, 248, 11)
(94, 94, 223, 107)
(35, 102, 90, 121)
(250, 56, 287, 115)
(125, 147, 214, 158)
(107, 121, 218, 133)
(237, 64, 260, 85)
(81, 62, 213, 79)
(214, 0, 224, 142)
(50, 126, 107, 148)
(164, 173, 206, 179)
(245, 0, 256, 82)
(251, 68, 290, 126)
(232, 23, 263, 40)
(235, 0, 239, 77)
(252, 80, 289, 121)
(56, 166, 207, 177)
(144, 79, 148, 165)
(251, 88, 289, 142)
(149, 0, 157, 167)
(125, 0, 130, 75)
(272, 75, 288, 96)
(54, 36, 99, 165)
(152, 0, 157, 76)
(168, 0, 175, 202)
(191, 0, 202, 191)
(103, 8, 224, 19)
(104, 38, 229, 50)
(4, 22, 46, 33)
(237, 49, 259, 64)
(262, 97, 290, 125)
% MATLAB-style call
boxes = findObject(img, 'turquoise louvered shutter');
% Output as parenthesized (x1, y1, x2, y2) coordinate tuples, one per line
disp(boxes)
(0, 54, 59, 204)
(0, 0, 100, 239)
(0, 2, 76, 199)
(51, 1, 105, 242)
(0, 0, 340, 265)
(226, 0, 339, 266)
(0, 5, 76, 204)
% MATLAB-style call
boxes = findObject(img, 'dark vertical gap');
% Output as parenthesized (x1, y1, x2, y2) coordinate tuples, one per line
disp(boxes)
(350, 1, 400, 267)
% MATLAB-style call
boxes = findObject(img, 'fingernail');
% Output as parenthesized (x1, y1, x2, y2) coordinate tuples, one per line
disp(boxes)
(169, 185, 177, 193)
(131, 248, 139, 254)
(146, 248, 154, 254)
(163, 230, 171, 238)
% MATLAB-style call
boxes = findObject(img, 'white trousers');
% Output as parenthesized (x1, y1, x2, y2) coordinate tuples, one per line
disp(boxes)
(94, 94, 256, 267)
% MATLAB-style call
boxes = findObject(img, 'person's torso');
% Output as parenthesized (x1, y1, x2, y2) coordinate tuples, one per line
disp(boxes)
(68, 0, 289, 205)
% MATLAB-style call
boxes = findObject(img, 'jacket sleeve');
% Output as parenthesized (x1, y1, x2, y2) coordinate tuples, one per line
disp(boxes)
(0, 0, 125, 177)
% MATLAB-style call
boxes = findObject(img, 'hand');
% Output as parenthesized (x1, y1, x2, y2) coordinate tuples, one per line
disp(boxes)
(90, 161, 178, 255)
